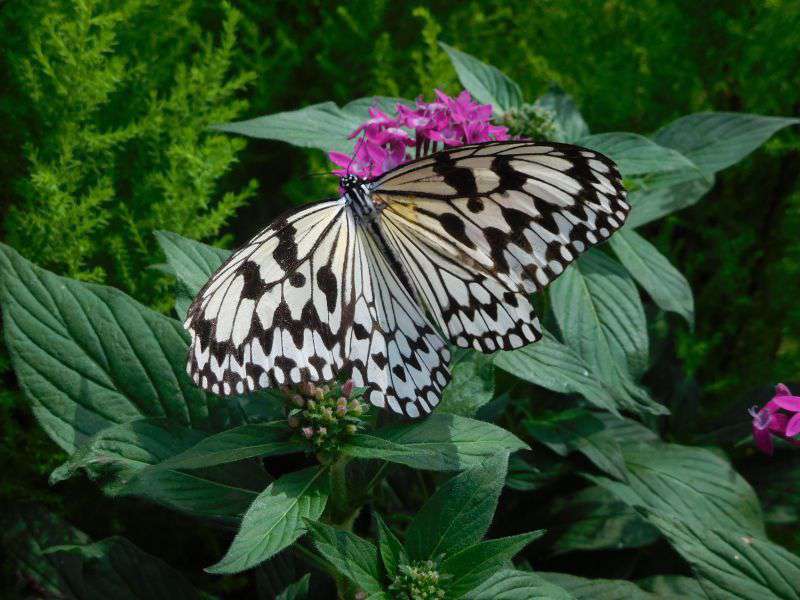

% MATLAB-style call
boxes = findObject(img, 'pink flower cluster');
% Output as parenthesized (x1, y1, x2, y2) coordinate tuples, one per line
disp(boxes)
(750, 383, 800, 455)
(329, 90, 509, 180)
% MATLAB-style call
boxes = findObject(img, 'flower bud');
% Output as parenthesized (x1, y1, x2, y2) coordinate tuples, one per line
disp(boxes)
(345, 424, 357, 435)
(317, 426, 327, 437)
(291, 394, 305, 407)
(322, 407, 334, 421)
(314, 387, 325, 401)
(342, 379, 354, 397)
(288, 415, 301, 428)
(301, 426, 314, 439)
(336, 398, 348, 417)
(307, 399, 316, 410)
(349, 399, 363, 416)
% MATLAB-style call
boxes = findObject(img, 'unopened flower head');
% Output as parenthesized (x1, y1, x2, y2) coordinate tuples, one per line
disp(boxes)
(282, 379, 367, 455)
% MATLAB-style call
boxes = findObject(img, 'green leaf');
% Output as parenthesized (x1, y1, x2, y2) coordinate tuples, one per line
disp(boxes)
(653, 112, 800, 177)
(207, 466, 329, 574)
(439, 42, 523, 112)
(276, 574, 311, 600)
(610, 228, 694, 325)
(45, 536, 203, 600)
(626, 176, 713, 228)
(375, 512, 407, 579)
(494, 330, 619, 414)
(151, 421, 301, 471)
(638, 575, 705, 598)
(343, 413, 527, 471)
(550, 250, 665, 416)
(405, 453, 508, 561)
(594, 443, 764, 535)
(538, 572, 655, 599)
(579, 133, 700, 178)
(1, 504, 90, 599)
(535, 87, 590, 142)
(523, 409, 628, 480)
(465, 569, 574, 600)
(0, 243, 216, 453)
(648, 515, 800, 600)
(442, 532, 544, 598)
(50, 418, 266, 521)
(437, 348, 495, 417)
(551, 250, 648, 376)
(210, 96, 410, 153)
(551, 485, 660, 554)
(305, 521, 383, 594)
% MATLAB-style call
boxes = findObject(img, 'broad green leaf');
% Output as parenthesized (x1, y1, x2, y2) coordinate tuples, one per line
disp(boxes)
(405, 453, 508, 561)
(594, 443, 764, 536)
(638, 575, 705, 598)
(211, 101, 361, 153)
(494, 330, 619, 414)
(610, 228, 694, 325)
(523, 410, 628, 480)
(155, 230, 229, 298)
(550, 250, 665, 415)
(654, 112, 800, 177)
(466, 569, 574, 600)
(648, 515, 800, 600)
(0, 243, 216, 453)
(375, 512, 407, 579)
(305, 521, 383, 594)
(343, 413, 527, 471)
(207, 466, 329, 574)
(1, 504, 89, 599)
(626, 176, 713, 228)
(535, 87, 590, 142)
(442, 532, 544, 598)
(437, 348, 495, 417)
(152, 421, 301, 471)
(538, 573, 655, 599)
(45, 536, 202, 600)
(210, 96, 409, 153)
(50, 418, 266, 521)
(276, 574, 311, 600)
(550, 485, 660, 554)
(550, 250, 648, 377)
(439, 42, 523, 112)
(579, 133, 700, 178)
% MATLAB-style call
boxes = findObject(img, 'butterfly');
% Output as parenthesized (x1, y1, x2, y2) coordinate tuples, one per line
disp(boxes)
(184, 141, 628, 418)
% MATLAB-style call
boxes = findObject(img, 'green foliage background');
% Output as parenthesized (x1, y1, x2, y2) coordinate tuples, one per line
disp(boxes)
(1, 0, 799, 592)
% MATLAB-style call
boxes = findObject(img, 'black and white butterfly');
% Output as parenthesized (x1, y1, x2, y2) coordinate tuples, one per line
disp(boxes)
(184, 141, 628, 418)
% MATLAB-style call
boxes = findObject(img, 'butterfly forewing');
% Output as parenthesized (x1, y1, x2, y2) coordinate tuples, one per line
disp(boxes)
(372, 141, 629, 351)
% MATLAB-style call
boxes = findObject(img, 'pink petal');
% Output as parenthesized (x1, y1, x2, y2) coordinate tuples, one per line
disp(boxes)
(775, 383, 792, 396)
(786, 413, 800, 438)
(772, 395, 800, 412)
(769, 412, 788, 433)
(753, 427, 774, 455)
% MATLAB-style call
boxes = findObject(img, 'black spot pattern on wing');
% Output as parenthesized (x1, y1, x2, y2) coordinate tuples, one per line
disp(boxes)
(372, 141, 629, 352)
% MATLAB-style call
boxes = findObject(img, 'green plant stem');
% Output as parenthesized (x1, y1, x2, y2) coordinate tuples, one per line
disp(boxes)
(328, 456, 354, 527)
(292, 542, 338, 579)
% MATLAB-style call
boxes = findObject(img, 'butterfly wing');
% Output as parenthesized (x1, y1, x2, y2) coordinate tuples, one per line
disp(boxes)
(184, 199, 352, 395)
(372, 141, 629, 352)
(184, 198, 449, 417)
(347, 223, 450, 417)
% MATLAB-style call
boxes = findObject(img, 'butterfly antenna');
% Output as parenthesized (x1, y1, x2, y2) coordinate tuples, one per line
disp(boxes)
(346, 130, 367, 177)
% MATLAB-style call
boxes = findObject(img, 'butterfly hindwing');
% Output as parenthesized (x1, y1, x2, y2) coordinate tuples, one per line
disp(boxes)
(372, 141, 628, 351)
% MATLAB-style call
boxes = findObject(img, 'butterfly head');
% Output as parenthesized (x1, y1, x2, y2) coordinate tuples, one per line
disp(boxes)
(340, 174, 364, 194)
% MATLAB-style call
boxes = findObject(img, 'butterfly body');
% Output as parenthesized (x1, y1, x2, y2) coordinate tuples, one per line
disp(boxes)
(185, 141, 629, 418)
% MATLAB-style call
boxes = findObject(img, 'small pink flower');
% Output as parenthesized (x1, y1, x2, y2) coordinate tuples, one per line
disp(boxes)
(329, 90, 508, 180)
(750, 383, 800, 454)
